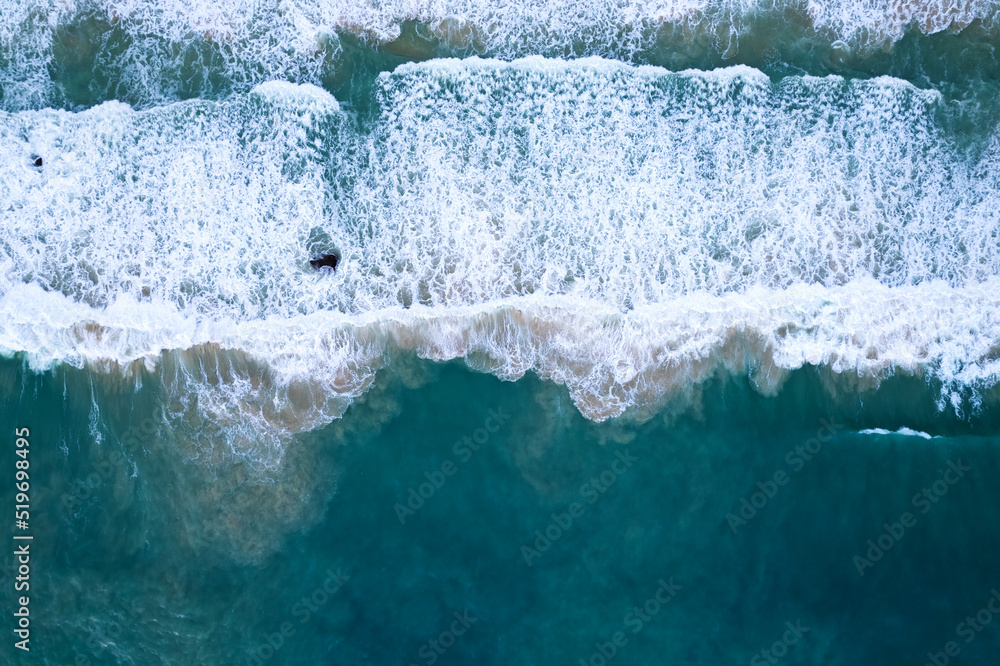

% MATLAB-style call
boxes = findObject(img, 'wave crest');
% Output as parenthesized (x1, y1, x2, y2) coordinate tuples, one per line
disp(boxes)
(3, 64, 1000, 446)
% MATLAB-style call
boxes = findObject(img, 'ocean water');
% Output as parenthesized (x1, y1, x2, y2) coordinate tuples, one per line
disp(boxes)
(2, 1, 1000, 664)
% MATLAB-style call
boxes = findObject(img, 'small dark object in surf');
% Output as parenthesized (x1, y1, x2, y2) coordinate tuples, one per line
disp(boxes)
(310, 253, 339, 271)
(31, 155, 42, 167)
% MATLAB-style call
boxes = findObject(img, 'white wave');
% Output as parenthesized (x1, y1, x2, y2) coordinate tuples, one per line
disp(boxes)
(8, 0, 992, 46)
(4, 278, 1000, 428)
(2, 0, 998, 109)
(858, 427, 937, 438)
(806, 0, 997, 45)
(2, 62, 1000, 443)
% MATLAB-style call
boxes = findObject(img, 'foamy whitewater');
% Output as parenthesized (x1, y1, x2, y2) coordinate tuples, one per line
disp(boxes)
(3, 58, 1000, 455)
(3, 0, 1000, 110)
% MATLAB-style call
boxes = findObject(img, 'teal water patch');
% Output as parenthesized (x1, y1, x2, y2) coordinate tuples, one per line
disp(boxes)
(1, 357, 999, 664)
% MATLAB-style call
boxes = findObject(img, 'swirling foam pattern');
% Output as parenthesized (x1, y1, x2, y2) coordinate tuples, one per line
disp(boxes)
(2, 60, 1000, 454)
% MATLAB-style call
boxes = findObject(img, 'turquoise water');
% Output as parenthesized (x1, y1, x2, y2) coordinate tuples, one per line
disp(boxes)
(3, 358, 1000, 664)
(3, 1, 1000, 664)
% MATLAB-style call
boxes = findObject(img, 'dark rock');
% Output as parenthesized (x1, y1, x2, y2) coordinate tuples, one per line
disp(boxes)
(310, 253, 339, 271)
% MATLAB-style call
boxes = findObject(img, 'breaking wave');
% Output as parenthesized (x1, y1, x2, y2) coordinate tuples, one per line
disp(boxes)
(3, 60, 1000, 455)
(2, 0, 998, 110)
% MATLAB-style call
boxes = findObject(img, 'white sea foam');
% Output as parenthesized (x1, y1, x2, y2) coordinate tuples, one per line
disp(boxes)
(859, 427, 937, 438)
(2, 0, 997, 110)
(2, 61, 1000, 448)
(806, 0, 997, 45)
(15, 0, 994, 47)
